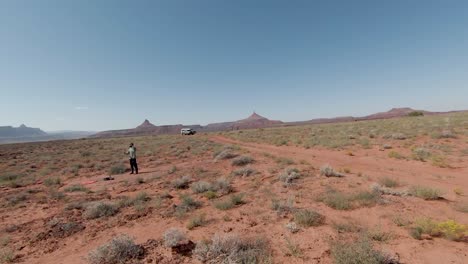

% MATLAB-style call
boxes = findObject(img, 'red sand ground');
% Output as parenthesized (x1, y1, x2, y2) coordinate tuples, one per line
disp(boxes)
(1, 135, 467, 263)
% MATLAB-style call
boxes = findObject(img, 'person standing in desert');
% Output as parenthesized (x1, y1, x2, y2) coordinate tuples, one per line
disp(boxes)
(126, 143, 138, 174)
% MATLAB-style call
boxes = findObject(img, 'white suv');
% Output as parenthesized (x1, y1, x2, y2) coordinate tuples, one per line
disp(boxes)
(181, 128, 196, 135)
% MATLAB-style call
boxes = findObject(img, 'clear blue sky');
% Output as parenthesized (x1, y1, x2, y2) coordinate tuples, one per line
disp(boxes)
(1, 0, 467, 131)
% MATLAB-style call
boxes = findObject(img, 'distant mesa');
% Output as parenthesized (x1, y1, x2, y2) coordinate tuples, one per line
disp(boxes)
(0, 124, 47, 138)
(136, 119, 156, 129)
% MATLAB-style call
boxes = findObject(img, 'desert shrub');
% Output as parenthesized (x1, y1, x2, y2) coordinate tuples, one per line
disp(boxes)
(109, 164, 126, 175)
(276, 157, 295, 166)
(0, 173, 27, 188)
(193, 234, 271, 263)
(191, 181, 213, 193)
(0, 248, 15, 263)
(320, 191, 352, 210)
(87, 235, 143, 264)
(163, 228, 186, 247)
(172, 176, 191, 189)
(187, 213, 207, 230)
(214, 148, 238, 160)
(64, 184, 90, 192)
(352, 191, 382, 207)
(204, 190, 217, 199)
(388, 151, 405, 160)
(231, 155, 254, 166)
(371, 183, 408, 197)
(391, 133, 407, 140)
(175, 195, 202, 217)
(212, 178, 232, 195)
(411, 148, 431, 161)
(411, 219, 468, 241)
(65, 201, 85, 211)
(85, 202, 119, 219)
(433, 129, 456, 139)
(437, 220, 468, 241)
(378, 177, 400, 188)
(6, 192, 29, 206)
(331, 238, 398, 264)
(49, 221, 85, 238)
(271, 198, 295, 216)
(285, 222, 300, 233)
(214, 194, 244, 210)
(278, 168, 300, 186)
(430, 155, 450, 168)
(333, 221, 362, 233)
(231, 167, 257, 177)
(44, 177, 62, 187)
(293, 209, 325, 227)
(409, 186, 442, 200)
(284, 237, 303, 258)
(320, 164, 344, 177)
(367, 228, 393, 242)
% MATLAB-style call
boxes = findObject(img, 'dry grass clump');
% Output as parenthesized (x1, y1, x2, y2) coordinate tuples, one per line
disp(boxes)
(391, 133, 407, 140)
(214, 148, 238, 161)
(278, 168, 300, 186)
(0, 248, 15, 263)
(331, 238, 399, 264)
(214, 194, 245, 210)
(6, 192, 29, 206)
(231, 155, 254, 166)
(172, 176, 191, 189)
(271, 198, 295, 216)
(411, 147, 431, 161)
(378, 177, 400, 188)
(293, 209, 325, 227)
(319, 190, 352, 210)
(320, 164, 344, 177)
(193, 234, 271, 263)
(0, 173, 27, 188)
(175, 195, 202, 217)
(85, 202, 119, 219)
(109, 164, 126, 175)
(409, 186, 442, 200)
(319, 189, 382, 210)
(87, 235, 143, 264)
(163, 228, 187, 247)
(187, 213, 207, 230)
(212, 178, 233, 195)
(191, 181, 214, 193)
(64, 184, 90, 192)
(231, 167, 257, 177)
(43, 177, 62, 187)
(388, 151, 406, 160)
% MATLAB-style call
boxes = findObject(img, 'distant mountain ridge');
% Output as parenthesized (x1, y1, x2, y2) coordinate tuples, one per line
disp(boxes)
(0, 124, 47, 138)
(3, 107, 467, 143)
(0, 125, 94, 144)
(90, 107, 467, 138)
